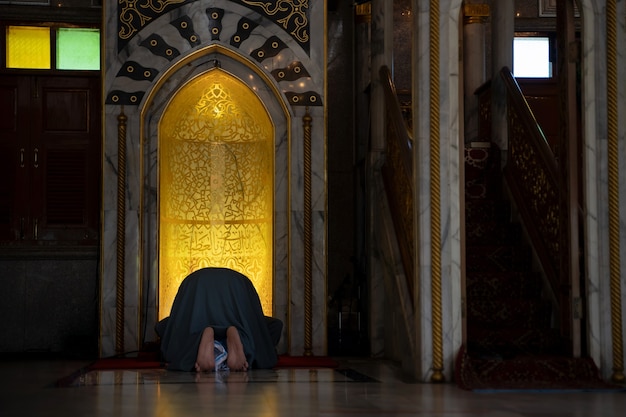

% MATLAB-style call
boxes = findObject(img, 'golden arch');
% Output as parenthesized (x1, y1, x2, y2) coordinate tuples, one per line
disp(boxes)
(158, 68, 274, 319)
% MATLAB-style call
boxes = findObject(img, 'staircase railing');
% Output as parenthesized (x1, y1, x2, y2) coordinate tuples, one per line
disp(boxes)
(499, 67, 566, 320)
(379, 65, 415, 303)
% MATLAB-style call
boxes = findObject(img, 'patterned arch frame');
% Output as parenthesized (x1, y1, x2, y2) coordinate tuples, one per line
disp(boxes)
(107, 0, 322, 108)
(138, 44, 292, 345)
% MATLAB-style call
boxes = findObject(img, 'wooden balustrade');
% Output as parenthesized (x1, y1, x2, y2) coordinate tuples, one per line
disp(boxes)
(379, 65, 415, 304)
(499, 67, 567, 324)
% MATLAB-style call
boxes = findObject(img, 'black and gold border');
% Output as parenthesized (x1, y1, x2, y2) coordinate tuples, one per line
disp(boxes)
(117, 0, 309, 53)
(109, 2, 318, 108)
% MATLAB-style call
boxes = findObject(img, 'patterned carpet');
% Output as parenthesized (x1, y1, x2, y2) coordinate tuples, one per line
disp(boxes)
(455, 343, 621, 391)
(458, 144, 618, 391)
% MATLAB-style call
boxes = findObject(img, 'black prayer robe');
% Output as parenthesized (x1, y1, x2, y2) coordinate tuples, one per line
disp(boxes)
(157, 267, 281, 371)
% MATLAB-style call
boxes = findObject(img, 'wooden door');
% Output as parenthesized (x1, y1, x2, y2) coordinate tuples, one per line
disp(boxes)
(0, 74, 100, 245)
(0, 76, 29, 241)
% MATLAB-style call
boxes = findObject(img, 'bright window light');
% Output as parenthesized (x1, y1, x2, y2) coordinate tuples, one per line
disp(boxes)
(513, 37, 551, 78)
(57, 28, 100, 70)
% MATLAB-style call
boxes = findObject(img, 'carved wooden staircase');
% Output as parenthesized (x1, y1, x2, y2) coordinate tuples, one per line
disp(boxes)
(456, 70, 608, 390)
(464, 144, 566, 358)
(379, 65, 611, 389)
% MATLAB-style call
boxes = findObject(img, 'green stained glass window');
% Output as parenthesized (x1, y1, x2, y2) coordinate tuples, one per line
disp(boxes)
(7, 26, 51, 69)
(57, 28, 100, 70)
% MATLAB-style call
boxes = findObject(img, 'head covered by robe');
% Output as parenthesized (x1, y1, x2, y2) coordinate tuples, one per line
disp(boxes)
(158, 267, 280, 371)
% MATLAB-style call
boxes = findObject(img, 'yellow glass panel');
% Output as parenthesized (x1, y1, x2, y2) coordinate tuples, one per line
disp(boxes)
(7, 26, 51, 69)
(159, 69, 274, 319)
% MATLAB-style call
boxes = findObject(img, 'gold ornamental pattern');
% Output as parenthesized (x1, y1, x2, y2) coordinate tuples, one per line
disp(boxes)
(117, 0, 309, 52)
(237, 0, 309, 44)
(159, 69, 274, 318)
(119, 0, 188, 42)
(507, 107, 560, 266)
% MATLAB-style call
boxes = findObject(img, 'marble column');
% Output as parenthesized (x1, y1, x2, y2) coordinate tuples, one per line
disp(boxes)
(490, 0, 514, 154)
(584, 0, 626, 381)
(368, 0, 394, 360)
(370, 0, 393, 153)
(462, 3, 489, 143)
(413, 0, 464, 382)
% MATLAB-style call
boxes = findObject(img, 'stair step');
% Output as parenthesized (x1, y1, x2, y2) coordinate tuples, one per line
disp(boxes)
(456, 345, 609, 390)
(466, 298, 551, 329)
(466, 221, 521, 245)
(465, 146, 502, 199)
(457, 353, 606, 390)
(465, 198, 510, 220)
(466, 327, 566, 357)
(463, 143, 565, 366)
(466, 271, 541, 299)
(466, 245, 532, 273)
(465, 199, 522, 244)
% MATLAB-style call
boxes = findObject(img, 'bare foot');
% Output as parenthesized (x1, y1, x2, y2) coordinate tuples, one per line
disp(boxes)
(226, 326, 248, 371)
(195, 327, 215, 372)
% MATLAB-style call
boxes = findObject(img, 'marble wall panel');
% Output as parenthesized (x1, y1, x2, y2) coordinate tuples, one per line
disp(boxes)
(584, 0, 626, 380)
(411, 0, 463, 382)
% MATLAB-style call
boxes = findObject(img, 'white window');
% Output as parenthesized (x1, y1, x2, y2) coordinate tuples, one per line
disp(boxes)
(513, 37, 551, 78)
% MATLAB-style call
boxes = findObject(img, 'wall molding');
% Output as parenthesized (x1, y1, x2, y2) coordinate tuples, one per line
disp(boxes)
(538, 0, 579, 17)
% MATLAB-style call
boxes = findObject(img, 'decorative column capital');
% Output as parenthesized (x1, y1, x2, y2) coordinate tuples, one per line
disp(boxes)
(355, 2, 371, 24)
(463, 4, 490, 25)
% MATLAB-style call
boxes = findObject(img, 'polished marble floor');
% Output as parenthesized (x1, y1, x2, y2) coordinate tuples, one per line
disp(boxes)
(1, 357, 625, 417)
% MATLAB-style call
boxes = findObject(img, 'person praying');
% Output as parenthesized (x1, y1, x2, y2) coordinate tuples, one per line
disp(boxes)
(156, 267, 282, 372)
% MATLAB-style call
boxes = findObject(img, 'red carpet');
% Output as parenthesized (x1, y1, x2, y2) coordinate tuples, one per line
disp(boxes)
(86, 355, 338, 371)
(458, 145, 626, 391)
(455, 344, 625, 391)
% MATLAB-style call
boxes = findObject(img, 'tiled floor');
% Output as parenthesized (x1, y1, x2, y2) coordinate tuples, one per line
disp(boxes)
(1, 357, 625, 417)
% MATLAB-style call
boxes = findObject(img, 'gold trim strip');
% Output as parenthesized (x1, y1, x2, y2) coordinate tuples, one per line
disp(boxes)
(355, 2, 371, 16)
(606, 0, 625, 384)
(463, 4, 489, 25)
(463, 4, 489, 17)
(464, 16, 488, 25)
(429, 0, 444, 383)
(303, 107, 313, 356)
(116, 108, 127, 355)
(355, 2, 371, 24)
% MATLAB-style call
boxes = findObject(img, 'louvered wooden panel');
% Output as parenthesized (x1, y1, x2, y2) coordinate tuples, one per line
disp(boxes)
(35, 75, 100, 242)
(0, 74, 100, 244)
(0, 81, 20, 239)
(0, 87, 15, 224)
(42, 89, 89, 132)
(0, 148, 13, 226)
(0, 85, 17, 131)
(45, 148, 87, 225)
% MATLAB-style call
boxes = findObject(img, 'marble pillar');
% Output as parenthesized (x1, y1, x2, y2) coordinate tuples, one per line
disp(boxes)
(490, 0, 514, 154)
(412, 0, 464, 382)
(582, 0, 626, 380)
(367, 0, 393, 362)
(462, 3, 489, 143)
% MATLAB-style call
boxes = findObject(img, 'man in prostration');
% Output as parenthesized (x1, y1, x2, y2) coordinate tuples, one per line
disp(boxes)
(156, 267, 282, 372)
